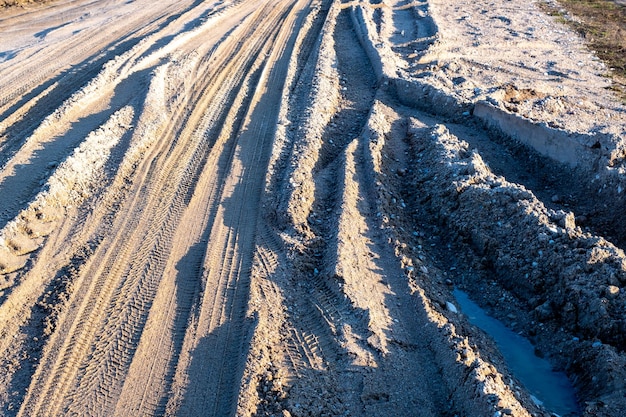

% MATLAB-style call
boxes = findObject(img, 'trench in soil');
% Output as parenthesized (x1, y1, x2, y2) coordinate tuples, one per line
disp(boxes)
(454, 289, 580, 417)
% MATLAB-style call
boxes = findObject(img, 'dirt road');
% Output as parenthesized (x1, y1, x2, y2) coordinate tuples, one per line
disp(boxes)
(0, 0, 625, 416)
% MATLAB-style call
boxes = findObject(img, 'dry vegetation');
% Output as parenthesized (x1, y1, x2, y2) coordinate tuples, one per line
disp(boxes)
(540, 0, 626, 99)
(0, 0, 50, 8)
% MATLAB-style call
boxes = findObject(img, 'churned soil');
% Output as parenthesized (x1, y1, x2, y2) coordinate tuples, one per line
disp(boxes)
(0, 0, 625, 416)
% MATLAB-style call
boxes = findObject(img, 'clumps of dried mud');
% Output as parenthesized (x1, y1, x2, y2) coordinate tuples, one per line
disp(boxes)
(402, 122, 626, 414)
(0, 106, 134, 278)
(2, 0, 626, 416)
(239, 0, 626, 415)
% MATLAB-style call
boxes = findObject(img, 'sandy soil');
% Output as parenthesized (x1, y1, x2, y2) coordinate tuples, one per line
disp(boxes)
(0, 0, 625, 416)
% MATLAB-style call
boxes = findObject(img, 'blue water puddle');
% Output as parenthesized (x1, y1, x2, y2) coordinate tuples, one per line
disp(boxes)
(453, 289, 580, 417)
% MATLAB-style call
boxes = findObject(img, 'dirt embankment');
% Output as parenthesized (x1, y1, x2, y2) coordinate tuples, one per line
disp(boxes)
(0, 0, 625, 416)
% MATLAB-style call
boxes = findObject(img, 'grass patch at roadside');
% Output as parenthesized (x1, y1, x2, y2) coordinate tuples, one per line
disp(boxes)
(0, 0, 51, 8)
(539, 0, 626, 100)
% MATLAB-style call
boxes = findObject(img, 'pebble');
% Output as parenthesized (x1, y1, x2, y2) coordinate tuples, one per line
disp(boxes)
(606, 285, 620, 298)
(551, 194, 561, 203)
(592, 341, 602, 348)
(446, 301, 458, 313)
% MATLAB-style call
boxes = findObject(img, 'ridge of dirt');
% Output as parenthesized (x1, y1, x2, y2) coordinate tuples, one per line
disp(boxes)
(1, 0, 626, 416)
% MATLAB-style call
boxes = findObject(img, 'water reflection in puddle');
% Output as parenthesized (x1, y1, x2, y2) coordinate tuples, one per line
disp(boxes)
(453, 289, 580, 417)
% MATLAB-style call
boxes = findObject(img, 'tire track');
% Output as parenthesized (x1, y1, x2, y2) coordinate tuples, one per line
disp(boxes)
(164, 1, 315, 415)
(257, 5, 379, 414)
(0, 0, 200, 119)
(14, 1, 299, 416)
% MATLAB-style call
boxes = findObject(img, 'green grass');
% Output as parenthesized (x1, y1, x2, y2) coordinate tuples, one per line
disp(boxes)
(539, 0, 626, 100)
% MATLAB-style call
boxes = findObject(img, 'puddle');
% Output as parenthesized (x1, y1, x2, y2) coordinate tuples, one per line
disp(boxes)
(453, 289, 580, 417)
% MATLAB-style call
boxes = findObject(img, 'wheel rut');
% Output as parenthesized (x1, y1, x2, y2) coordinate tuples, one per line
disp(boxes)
(10, 1, 313, 416)
(3, 0, 626, 416)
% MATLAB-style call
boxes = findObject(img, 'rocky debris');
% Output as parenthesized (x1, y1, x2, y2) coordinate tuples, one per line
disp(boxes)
(402, 122, 626, 412)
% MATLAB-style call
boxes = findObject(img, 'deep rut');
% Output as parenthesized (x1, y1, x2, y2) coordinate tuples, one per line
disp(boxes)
(4, 0, 626, 416)
(7, 1, 315, 416)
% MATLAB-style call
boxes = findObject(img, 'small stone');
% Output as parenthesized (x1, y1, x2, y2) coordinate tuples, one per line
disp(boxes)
(551, 194, 562, 203)
(446, 301, 458, 313)
(534, 301, 553, 320)
(606, 285, 620, 298)
(561, 212, 576, 229)
(592, 341, 602, 348)
(445, 279, 453, 286)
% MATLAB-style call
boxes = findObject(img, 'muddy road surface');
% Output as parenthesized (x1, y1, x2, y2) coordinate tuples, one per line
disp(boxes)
(0, 0, 625, 416)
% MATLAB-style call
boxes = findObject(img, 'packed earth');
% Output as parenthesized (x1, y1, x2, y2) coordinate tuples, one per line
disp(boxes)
(0, 0, 625, 416)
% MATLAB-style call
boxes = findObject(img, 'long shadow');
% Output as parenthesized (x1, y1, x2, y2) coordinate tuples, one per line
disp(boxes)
(0, 66, 158, 416)
(172, 2, 318, 414)
(0, 239, 99, 417)
(0, 66, 154, 232)
(150, 43, 270, 417)
(303, 5, 377, 342)
(135, 0, 225, 60)
(342, 118, 454, 414)
(241, 6, 384, 414)
(0, 0, 211, 168)
(179, 315, 258, 416)
(312, 8, 377, 173)
(34, 22, 72, 40)
(150, 240, 220, 416)
(0, 36, 139, 160)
